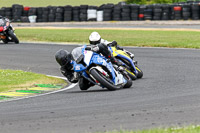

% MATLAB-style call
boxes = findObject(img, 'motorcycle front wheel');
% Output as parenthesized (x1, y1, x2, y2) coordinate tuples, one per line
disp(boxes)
(122, 73, 132, 88)
(135, 66, 143, 78)
(8, 30, 19, 44)
(2, 39, 8, 44)
(125, 68, 137, 80)
(90, 68, 122, 91)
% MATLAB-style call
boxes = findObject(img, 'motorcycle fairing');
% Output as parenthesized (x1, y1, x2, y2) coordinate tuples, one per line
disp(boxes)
(109, 46, 137, 74)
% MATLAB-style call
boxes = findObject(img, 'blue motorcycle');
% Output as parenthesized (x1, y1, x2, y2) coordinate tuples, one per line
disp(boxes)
(71, 45, 132, 91)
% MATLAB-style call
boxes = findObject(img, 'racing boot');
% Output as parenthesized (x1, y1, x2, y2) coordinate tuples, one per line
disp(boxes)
(109, 56, 123, 66)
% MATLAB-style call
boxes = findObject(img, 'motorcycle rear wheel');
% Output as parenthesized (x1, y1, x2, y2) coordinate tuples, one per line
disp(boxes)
(90, 68, 122, 91)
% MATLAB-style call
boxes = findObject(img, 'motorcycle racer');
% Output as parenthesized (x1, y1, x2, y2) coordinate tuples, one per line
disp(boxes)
(55, 49, 94, 90)
(89, 31, 135, 59)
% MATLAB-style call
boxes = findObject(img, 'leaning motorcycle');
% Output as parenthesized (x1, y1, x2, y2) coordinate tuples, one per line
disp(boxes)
(0, 18, 19, 44)
(108, 46, 143, 80)
(71, 45, 132, 91)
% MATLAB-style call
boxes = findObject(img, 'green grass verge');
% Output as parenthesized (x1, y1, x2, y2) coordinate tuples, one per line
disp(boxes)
(99, 125, 200, 133)
(0, 0, 122, 7)
(0, 69, 67, 92)
(15, 28, 200, 49)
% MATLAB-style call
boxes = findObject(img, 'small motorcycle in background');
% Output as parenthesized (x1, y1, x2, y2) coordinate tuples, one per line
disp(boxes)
(0, 17, 19, 44)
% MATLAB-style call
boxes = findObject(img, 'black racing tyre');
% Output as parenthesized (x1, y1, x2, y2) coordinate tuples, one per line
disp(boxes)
(2, 39, 8, 44)
(8, 30, 19, 44)
(125, 68, 137, 80)
(122, 73, 132, 88)
(90, 68, 122, 91)
(135, 66, 143, 79)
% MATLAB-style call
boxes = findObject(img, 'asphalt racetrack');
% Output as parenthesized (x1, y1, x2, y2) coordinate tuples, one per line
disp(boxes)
(0, 43, 200, 133)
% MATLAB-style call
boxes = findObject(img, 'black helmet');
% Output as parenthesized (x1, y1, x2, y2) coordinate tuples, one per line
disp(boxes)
(55, 49, 73, 68)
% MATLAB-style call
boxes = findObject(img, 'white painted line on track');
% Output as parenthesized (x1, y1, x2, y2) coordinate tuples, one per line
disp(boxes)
(0, 75, 77, 103)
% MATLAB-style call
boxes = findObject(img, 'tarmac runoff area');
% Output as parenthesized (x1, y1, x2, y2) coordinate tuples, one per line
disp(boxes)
(12, 21, 200, 30)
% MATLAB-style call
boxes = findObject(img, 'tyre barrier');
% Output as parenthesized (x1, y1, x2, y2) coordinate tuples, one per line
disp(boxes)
(1, 1, 200, 23)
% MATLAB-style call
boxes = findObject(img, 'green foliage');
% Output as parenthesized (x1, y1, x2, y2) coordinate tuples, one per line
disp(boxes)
(125, 0, 187, 4)
(126, 0, 147, 4)
(151, 0, 170, 4)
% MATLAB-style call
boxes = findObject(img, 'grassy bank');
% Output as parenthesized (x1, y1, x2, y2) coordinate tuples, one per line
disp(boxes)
(0, 0, 122, 7)
(101, 125, 200, 133)
(0, 69, 67, 92)
(15, 28, 200, 49)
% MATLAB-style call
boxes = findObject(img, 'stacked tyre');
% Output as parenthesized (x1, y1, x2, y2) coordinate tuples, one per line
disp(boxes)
(173, 6, 182, 20)
(28, 8, 37, 16)
(0, 8, 5, 17)
(97, 5, 104, 21)
(48, 6, 56, 22)
(21, 7, 30, 22)
(73, 6, 80, 21)
(103, 4, 113, 21)
(23, 7, 29, 16)
(64, 5, 72, 22)
(144, 5, 153, 20)
(36, 7, 43, 22)
(191, 3, 199, 20)
(43, 7, 49, 22)
(162, 4, 170, 20)
(5, 7, 12, 20)
(182, 4, 191, 20)
(130, 4, 139, 20)
(121, 5, 131, 21)
(112, 4, 121, 21)
(138, 5, 145, 20)
(80, 5, 88, 21)
(12, 4, 23, 22)
(153, 5, 162, 20)
(55, 7, 64, 22)
(87, 6, 97, 21)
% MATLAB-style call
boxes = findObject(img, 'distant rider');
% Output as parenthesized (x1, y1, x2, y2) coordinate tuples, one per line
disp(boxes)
(88, 31, 135, 59)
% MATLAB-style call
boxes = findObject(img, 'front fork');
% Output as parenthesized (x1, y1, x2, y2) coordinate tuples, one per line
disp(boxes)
(117, 54, 138, 75)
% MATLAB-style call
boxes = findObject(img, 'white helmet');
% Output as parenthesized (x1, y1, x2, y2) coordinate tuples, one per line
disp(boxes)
(89, 32, 101, 45)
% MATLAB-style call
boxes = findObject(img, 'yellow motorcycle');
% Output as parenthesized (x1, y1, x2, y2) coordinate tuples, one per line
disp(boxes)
(109, 46, 143, 80)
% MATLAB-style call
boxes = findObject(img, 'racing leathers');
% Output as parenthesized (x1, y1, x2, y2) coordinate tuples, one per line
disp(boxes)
(60, 60, 94, 90)
(99, 39, 134, 59)
(85, 43, 123, 66)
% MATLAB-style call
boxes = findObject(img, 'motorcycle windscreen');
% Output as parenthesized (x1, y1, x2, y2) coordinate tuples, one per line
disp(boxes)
(71, 47, 84, 63)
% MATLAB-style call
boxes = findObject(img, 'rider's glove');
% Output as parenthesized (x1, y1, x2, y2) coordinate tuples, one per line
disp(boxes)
(91, 45, 99, 52)
(130, 53, 134, 59)
(85, 45, 99, 52)
(110, 56, 123, 66)
(124, 50, 134, 59)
